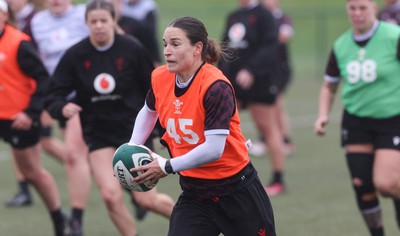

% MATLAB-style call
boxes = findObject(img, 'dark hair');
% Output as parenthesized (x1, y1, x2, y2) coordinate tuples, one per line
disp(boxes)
(169, 16, 224, 64)
(85, 0, 115, 21)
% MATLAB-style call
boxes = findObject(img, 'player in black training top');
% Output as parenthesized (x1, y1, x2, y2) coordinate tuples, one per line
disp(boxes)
(45, 0, 174, 235)
(218, 0, 286, 197)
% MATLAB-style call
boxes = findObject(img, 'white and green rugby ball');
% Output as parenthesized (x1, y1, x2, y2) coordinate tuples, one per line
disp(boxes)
(112, 143, 155, 192)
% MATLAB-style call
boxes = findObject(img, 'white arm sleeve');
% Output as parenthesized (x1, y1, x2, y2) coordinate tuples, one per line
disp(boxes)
(129, 103, 158, 145)
(170, 133, 228, 172)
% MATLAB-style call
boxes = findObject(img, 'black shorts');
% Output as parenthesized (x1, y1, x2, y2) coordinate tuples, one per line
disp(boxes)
(276, 63, 292, 93)
(58, 118, 67, 129)
(168, 163, 276, 236)
(0, 119, 41, 149)
(341, 110, 400, 150)
(39, 119, 66, 138)
(234, 82, 278, 108)
(83, 124, 154, 152)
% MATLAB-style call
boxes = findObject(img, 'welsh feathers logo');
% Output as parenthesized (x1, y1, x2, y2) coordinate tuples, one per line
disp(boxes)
(93, 73, 116, 94)
(173, 99, 183, 114)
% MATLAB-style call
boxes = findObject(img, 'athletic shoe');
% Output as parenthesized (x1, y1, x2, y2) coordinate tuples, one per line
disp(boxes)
(68, 218, 83, 236)
(248, 140, 267, 157)
(4, 191, 32, 207)
(264, 182, 286, 197)
(135, 205, 148, 221)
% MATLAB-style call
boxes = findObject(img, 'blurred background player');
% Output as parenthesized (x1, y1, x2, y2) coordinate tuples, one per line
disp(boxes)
(45, 1, 173, 235)
(118, 0, 161, 66)
(6, 0, 43, 37)
(112, 0, 162, 220)
(30, 0, 91, 234)
(378, 0, 400, 230)
(249, 0, 295, 158)
(315, 0, 400, 235)
(3, 0, 66, 209)
(113, 0, 160, 67)
(218, 0, 287, 196)
(3, 0, 38, 208)
(378, 0, 400, 24)
(0, 0, 67, 234)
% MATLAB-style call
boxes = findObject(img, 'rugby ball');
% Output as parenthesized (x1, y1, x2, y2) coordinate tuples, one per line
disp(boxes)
(112, 143, 155, 192)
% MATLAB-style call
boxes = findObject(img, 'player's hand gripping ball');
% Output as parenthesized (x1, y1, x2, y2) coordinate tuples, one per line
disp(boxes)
(112, 143, 156, 192)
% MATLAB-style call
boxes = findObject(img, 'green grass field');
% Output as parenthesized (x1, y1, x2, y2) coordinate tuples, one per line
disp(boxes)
(0, 0, 398, 235)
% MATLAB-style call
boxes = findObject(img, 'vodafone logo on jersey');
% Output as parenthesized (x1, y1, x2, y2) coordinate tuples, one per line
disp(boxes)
(228, 23, 248, 48)
(94, 73, 116, 94)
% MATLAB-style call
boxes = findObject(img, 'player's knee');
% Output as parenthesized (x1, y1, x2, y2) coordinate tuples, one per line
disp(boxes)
(64, 149, 85, 167)
(374, 178, 398, 198)
(351, 177, 363, 187)
(134, 195, 154, 209)
(63, 152, 77, 166)
(23, 168, 46, 184)
(102, 189, 122, 212)
(352, 178, 379, 210)
(347, 153, 379, 210)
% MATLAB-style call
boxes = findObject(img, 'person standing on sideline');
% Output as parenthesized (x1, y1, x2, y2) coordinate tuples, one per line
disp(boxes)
(45, 1, 174, 235)
(249, 0, 295, 158)
(314, 0, 400, 235)
(129, 16, 277, 236)
(30, 0, 91, 234)
(378, 0, 400, 24)
(219, 0, 286, 197)
(0, 1, 67, 234)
